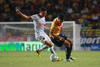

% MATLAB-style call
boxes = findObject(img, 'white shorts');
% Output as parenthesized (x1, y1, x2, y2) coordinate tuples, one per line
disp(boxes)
(35, 31, 51, 43)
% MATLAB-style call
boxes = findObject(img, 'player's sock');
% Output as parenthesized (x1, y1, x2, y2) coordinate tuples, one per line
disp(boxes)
(66, 46, 71, 60)
(69, 44, 76, 60)
(36, 45, 48, 56)
(50, 47, 56, 55)
(38, 45, 48, 52)
(70, 44, 73, 54)
(36, 50, 40, 56)
(69, 44, 73, 58)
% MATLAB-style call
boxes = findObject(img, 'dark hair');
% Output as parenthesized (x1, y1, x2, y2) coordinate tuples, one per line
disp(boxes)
(40, 7, 47, 11)
(58, 14, 64, 22)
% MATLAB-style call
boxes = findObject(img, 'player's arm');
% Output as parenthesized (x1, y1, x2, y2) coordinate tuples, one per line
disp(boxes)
(16, 8, 30, 20)
(44, 25, 50, 30)
(51, 29, 64, 40)
(50, 27, 58, 37)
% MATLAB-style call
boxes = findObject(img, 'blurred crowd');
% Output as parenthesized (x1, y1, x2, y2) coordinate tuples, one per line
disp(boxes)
(0, 0, 100, 38)
(0, 0, 100, 22)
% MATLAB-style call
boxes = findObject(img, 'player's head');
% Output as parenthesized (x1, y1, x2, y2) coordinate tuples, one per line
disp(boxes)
(58, 14, 64, 23)
(39, 7, 47, 17)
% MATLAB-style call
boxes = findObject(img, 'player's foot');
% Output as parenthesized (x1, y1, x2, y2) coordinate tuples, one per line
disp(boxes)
(66, 59, 72, 62)
(70, 57, 76, 60)
(56, 57, 63, 62)
(36, 50, 40, 57)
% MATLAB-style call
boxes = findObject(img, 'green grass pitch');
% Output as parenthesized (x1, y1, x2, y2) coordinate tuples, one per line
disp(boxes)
(0, 51, 100, 67)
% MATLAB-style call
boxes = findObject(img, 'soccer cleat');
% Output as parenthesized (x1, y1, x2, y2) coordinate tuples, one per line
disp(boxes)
(56, 57, 63, 62)
(36, 50, 40, 57)
(70, 57, 76, 60)
(66, 59, 73, 62)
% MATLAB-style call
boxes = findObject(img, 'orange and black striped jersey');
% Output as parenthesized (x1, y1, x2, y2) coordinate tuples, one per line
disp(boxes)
(50, 18, 63, 37)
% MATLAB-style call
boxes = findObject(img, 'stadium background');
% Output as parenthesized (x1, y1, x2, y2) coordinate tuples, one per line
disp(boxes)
(0, 0, 100, 67)
(0, 0, 100, 51)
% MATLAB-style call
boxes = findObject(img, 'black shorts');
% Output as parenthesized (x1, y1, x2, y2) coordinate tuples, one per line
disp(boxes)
(59, 33, 67, 40)
(51, 34, 67, 47)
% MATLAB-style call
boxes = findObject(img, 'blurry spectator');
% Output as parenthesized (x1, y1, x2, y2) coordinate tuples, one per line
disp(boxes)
(0, 0, 100, 23)
(0, 0, 3, 4)
(72, 2, 80, 13)
(67, 13, 76, 21)
(33, 0, 41, 13)
(90, 4, 99, 13)
(45, 1, 53, 20)
(0, 0, 100, 38)
(53, 0, 65, 17)
(91, 13, 99, 21)
(67, 6, 73, 14)
(92, 0, 98, 5)
(41, 0, 46, 5)
(90, 13, 99, 29)
(78, 16, 84, 24)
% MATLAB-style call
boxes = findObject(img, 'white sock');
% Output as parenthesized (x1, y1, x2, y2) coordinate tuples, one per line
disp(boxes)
(38, 45, 48, 52)
(50, 46, 56, 55)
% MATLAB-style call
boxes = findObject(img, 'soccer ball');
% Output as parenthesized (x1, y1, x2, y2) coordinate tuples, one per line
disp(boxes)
(50, 54, 58, 62)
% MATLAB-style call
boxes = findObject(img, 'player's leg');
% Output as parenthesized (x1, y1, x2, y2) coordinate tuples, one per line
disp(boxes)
(59, 34, 72, 62)
(45, 40, 56, 55)
(66, 38, 73, 57)
(36, 32, 56, 56)
(36, 40, 56, 56)
(44, 40, 63, 62)
(66, 38, 73, 55)
(44, 32, 57, 55)
(64, 40, 72, 62)
(66, 38, 73, 45)
(51, 37, 64, 61)
(36, 45, 48, 56)
(35, 34, 48, 56)
(66, 38, 75, 60)
(36, 40, 52, 54)
(36, 41, 56, 56)
(59, 33, 70, 48)
(37, 45, 48, 52)
(64, 40, 70, 48)
(59, 33, 72, 62)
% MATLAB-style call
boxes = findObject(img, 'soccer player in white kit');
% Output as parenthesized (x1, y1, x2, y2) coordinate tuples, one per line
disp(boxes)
(16, 7, 57, 59)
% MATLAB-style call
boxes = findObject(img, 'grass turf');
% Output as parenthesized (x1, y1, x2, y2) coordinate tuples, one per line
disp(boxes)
(0, 51, 100, 67)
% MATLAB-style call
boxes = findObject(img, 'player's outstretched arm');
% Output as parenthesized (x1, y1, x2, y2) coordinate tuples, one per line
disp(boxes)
(44, 25, 50, 30)
(16, 7, 30, 20)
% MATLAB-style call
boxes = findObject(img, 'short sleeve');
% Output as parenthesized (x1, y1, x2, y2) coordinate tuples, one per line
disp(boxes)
(30, 14, 40, 21)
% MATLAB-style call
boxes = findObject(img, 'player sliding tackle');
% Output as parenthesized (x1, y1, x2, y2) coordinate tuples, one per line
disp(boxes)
(16, 7, 60, 61)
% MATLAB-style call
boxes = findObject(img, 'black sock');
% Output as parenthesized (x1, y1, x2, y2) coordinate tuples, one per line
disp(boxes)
(69, 44, 73, 56)
(66, 46, 70, 59)
(66, 44, 73, 60)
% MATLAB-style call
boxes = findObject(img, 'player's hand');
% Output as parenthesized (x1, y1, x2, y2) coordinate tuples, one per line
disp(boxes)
(53, 35, 60, 39)
(16, 7, 21, 14)
(44, 25, 50, 31)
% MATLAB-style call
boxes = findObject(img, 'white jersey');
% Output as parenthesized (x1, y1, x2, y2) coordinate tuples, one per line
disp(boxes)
(30, 14, 51, 43)
(31, 14, 46, 32)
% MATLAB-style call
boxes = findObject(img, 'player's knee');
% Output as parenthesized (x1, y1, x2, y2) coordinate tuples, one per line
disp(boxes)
(66, 38, 73, 45)
(70, 40, 73, 45)
(45, 41, 52, 47)
(64, 40, 71, 48)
